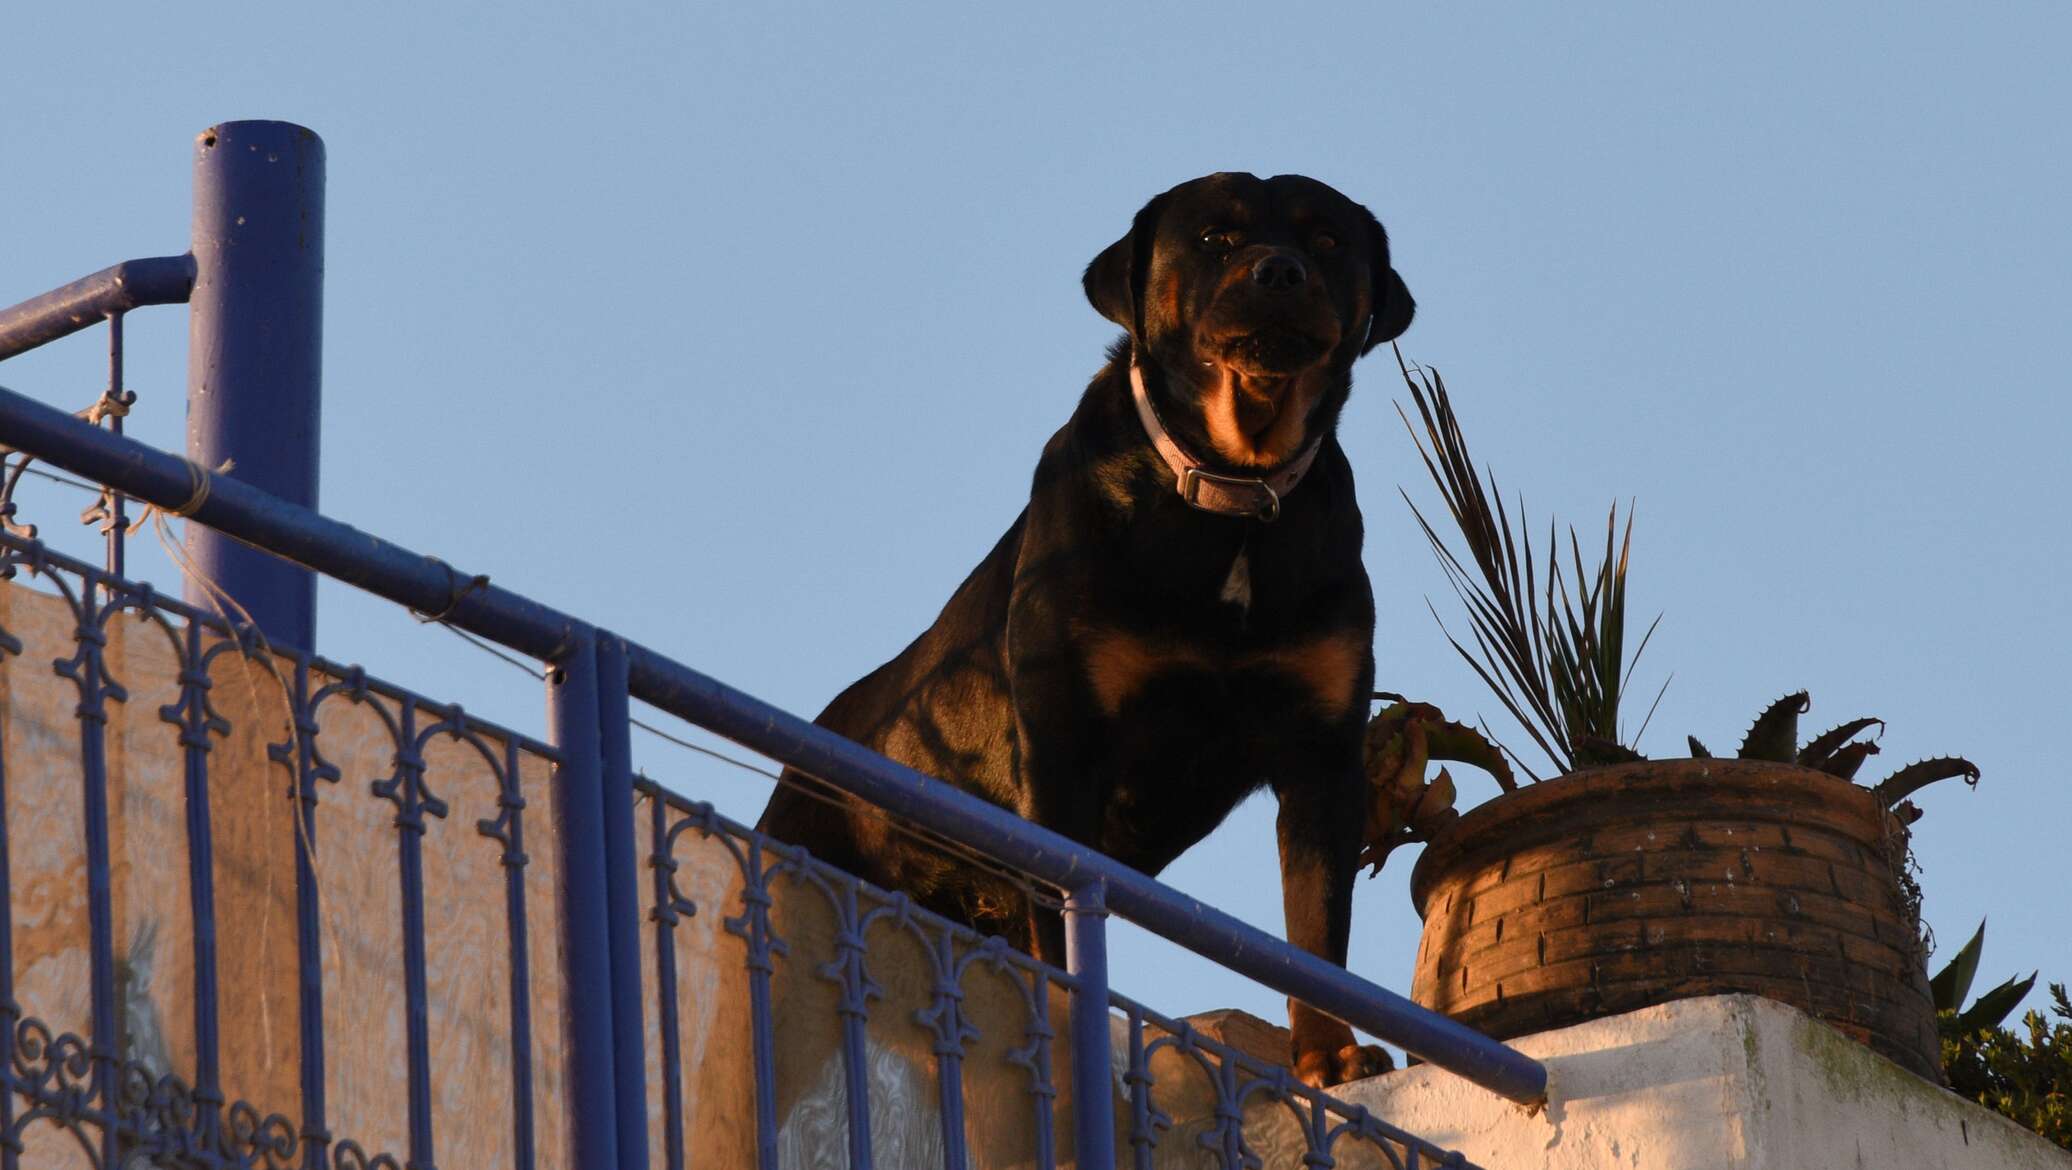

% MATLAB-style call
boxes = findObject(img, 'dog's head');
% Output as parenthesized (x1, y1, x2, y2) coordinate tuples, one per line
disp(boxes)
(1084, 173, 1414, 469)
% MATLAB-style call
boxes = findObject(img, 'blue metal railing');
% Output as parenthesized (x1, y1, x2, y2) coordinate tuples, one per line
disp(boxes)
(0, 118, 1545, 1170)
(0, 256, 196, 361)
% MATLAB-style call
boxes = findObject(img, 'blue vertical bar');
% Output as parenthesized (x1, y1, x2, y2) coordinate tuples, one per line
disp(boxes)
(184, 119, 323, 648)
(174, 622, 223, 1149)
(102, 313, 129, 579)
(832, 883, 875, 1170)
(1124, 1012, 1156, 1170)
(647, 795, 685, 1170)
(1066, 882, 1116, 1170)
(72, 585, 121, 1169)
(285, 659, 330, 1170)
(1028, 971, 1058, 1170)
(547, 625, 620, 1170)
(493, 736, 537, 1170)
(0, 623, 20, 1170)
(593, 632, 649, 1170)
(739, 837, 783, 1170)
(393, 698, 437, 1169)
(928, 933, 969, 1170)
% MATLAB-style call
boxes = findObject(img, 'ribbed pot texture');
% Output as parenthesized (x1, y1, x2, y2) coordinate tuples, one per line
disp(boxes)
(1409, 760, 1941, 1079)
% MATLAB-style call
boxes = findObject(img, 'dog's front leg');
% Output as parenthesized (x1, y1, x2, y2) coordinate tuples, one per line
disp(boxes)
(1009, 697, 1107, 966)
(1275, 768, 1393, 1088)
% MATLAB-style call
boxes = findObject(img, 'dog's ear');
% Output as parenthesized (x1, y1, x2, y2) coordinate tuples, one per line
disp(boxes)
(1083, 193, 1169, 338)
(1361, 208, 1416, 353)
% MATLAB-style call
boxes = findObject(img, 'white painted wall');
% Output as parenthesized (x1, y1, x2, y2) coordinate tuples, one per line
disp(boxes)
(1336, 994, 2071, 1169)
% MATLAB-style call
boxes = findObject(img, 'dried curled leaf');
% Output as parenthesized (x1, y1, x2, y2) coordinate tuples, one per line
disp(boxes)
(1738, 691, 1810, 762)
(1688, 736, 1711, 759)
(1820, 739, 1880, 780)
(1360, 698, 1507, 875)
(1873, 756, 1981, 807)
(1797, 717, 1884, 769)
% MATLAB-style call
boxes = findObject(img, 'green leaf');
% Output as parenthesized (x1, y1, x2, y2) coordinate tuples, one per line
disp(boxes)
(1932, 920, 1987, 1014)
(1958, 971, 2039, 1033)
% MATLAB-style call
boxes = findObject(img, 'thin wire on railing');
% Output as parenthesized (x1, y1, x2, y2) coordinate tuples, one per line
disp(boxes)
(423, 616, 1068, 913)
(3, 461, 105, 495)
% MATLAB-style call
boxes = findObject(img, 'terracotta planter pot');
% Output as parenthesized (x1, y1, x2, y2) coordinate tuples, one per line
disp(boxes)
(1409, 759, 1941, 1079)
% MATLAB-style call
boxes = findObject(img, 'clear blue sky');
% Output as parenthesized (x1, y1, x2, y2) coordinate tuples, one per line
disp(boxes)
(6, 3, 2068, 1042)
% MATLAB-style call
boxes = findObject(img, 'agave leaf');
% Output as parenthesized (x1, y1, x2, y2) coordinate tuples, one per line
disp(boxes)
(1688, 736, 1711, 759)
(1957, 971, 2039, 1033)
(1422, 718, 1517, 792)
(1797, 718, 1885, 768)
(1820, 740, 1881, 780)
(1738, 691, 1810, 762)
(1872, 756, 1981, 807)
(1931, 920, 1987, 1013)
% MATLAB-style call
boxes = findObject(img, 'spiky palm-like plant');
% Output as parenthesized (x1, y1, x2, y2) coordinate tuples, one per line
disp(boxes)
(1398, 354, 1667, 780)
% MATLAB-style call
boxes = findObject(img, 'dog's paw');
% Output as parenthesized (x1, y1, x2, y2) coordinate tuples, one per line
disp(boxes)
(1294, 1042, 1394, 1088)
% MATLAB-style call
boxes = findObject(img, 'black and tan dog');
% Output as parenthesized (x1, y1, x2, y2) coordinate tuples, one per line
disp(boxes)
(759, 172, 1414, 1087)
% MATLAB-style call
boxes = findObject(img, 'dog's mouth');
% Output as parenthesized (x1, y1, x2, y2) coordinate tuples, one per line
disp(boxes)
(1217, 327, 1328, 377)
(1202, 326, 1332, 437)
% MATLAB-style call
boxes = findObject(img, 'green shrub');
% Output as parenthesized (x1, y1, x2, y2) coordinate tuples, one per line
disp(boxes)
(1941, 982, 2072, 1151)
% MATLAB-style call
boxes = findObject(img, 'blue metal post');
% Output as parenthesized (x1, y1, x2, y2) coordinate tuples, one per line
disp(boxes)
(548, 625, 622, 1170)
(1066, 882, 1117, 1170)
(185, 120, 323, 648)
(594, 632, 650, 1170)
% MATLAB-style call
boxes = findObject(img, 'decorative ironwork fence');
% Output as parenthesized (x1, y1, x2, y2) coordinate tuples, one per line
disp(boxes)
(0, 120, 1544, 1170)
(0, 536, 567, 1170)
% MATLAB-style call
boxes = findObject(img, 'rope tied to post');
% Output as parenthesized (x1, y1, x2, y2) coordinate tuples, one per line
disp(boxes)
(81, 393, 132, 426)
(126, 455, 234, 533)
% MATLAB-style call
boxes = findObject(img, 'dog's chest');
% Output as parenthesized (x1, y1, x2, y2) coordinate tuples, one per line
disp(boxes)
(1077, 618, 1363, 723)
(1218, 547, 1253, 612)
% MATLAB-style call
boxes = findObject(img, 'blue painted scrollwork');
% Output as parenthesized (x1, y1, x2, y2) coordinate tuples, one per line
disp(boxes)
(0, 535, 513, 1170)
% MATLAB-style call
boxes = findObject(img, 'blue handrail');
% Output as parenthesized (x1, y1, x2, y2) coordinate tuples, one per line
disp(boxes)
(0, 255, 196, 362)
(0, 375, 1550, 1105)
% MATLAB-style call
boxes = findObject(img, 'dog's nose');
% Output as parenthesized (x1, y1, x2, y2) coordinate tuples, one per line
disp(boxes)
(1251, 253, 1308, 292)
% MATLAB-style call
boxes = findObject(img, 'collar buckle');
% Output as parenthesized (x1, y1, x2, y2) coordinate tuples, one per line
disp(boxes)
(1178, 466, 1281, 522)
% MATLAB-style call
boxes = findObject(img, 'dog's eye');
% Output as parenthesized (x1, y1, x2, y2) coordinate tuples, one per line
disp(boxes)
(1199, 228, 1241, 253)
(1313, 232, 1340, 252)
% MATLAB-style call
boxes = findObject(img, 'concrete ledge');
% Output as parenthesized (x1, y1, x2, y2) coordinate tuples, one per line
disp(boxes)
(1334, 994, 2071, 1168)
